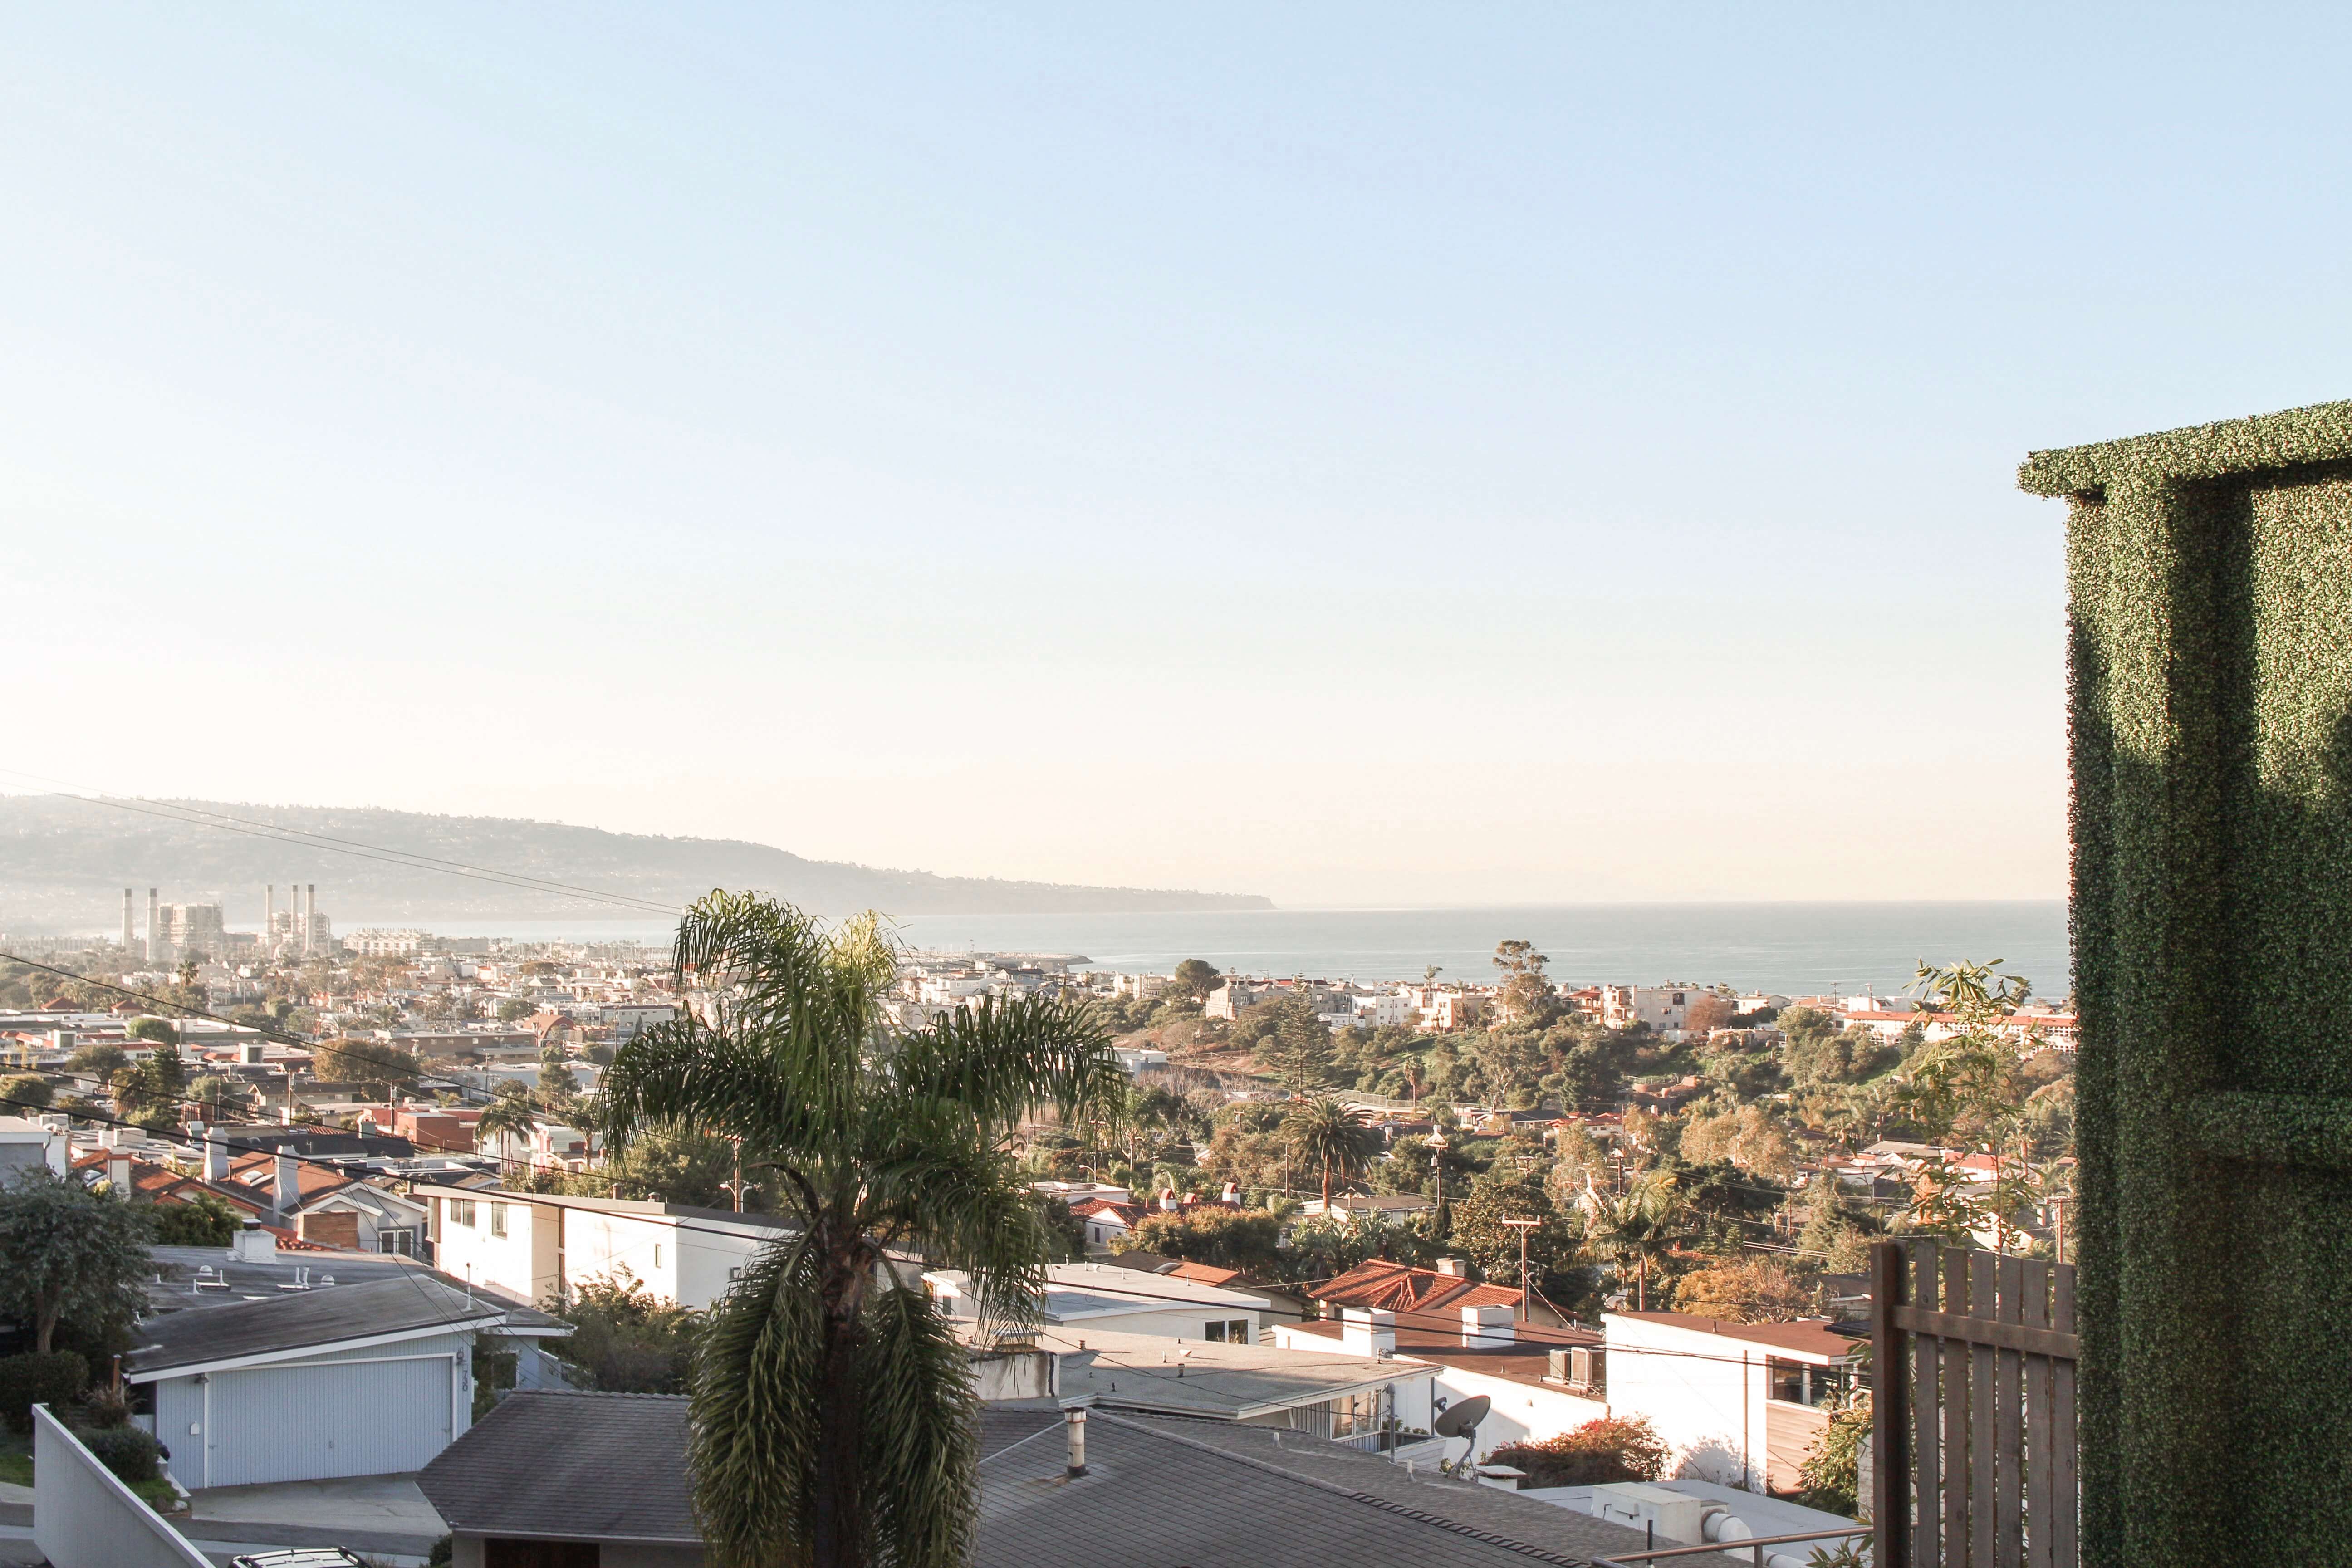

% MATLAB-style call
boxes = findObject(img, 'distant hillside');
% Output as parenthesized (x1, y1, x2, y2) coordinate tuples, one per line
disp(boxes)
(0, 796, 1272, 932)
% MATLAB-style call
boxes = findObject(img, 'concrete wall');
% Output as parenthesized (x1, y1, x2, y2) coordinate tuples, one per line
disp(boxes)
(31, 1404, 211, 1568)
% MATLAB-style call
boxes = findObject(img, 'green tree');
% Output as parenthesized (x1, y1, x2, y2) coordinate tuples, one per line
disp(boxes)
(537, 1043, 580, 1101)
(125, 1017, 178, 1045)
(598, 892, 1122, 1568)
(1118, 1205, 1284, 1274)
(1170, 959, 1221, 1000)
(1283, 1096, 1374, 1205)
(550, 1269, 702, 1392)
(1577, 1167, 1683, 1311)
(1449, 1167, 1582, 1301)
(1491, 940, 1561, 1028)
(0, 1073, 54, 1111)
(474, 1085, 539, 1151)
(0, 1171, 153, 1353)
(497, 999, 535, 1023)
(1251, 995, 1338, 1092)
(311, 1038, 422, 1088)
(67, 1043, 127, 1081)
(147, 1193, 241, 1247)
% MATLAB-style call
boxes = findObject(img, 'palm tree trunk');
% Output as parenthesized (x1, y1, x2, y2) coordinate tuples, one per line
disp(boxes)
(813, 1255, 867, 1568)
(1322, 1155, 1333, 1206)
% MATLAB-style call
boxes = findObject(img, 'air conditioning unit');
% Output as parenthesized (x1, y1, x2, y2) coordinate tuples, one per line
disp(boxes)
(1587, 1484, 1709, 1546)
(1546, 1346, 1605, 1393)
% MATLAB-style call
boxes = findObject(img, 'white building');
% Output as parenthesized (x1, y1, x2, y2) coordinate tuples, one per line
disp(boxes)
(1600, 1312, 1859, 1493)
(420, 1186, 792, 1309)
(927, 1261, 1273, 1345)
(1596, 985, 1709, 1032)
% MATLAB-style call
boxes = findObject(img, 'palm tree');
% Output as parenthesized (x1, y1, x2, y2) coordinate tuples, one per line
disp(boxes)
(1284, 1096, 1372, 1206)
(1578, 1166, 1681, 1311)
(599, 892, 1122, 1568)
(474, 1086, 539, 1163)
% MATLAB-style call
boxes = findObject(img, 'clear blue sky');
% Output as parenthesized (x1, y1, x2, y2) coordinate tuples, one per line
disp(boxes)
(6, 5, 2345, 906)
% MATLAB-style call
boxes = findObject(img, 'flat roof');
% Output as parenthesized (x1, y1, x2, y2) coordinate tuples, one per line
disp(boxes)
(1607, 1311, 1856, 1363)
(1039, 1327, 1418, 1420)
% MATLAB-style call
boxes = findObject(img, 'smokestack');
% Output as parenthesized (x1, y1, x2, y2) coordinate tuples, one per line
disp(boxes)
(147, 888, 159, 963)
(1064, 1406, 1088, 1477)
(265, 885, 274, 945)
(121, 889, 134, 951)
(275, 1146, 300, 1217)
(303, 884, 316, 956)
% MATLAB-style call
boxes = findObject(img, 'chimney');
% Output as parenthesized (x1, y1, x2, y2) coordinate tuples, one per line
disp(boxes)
(147, 887, 160, 962)
(106, 1156, 132, 1192)
(1435, 1255, 1469, 1278)
(1064, 1406, 1088, 1477)
(121, 889, 134, 951)
(1340, 1307, 1396, 1357)
(274, 1146, 300, 1217)
(202, 1128, 229, 1183)
(235, 1223, 276, 1264)
(1462, 1303, 1517, 1349)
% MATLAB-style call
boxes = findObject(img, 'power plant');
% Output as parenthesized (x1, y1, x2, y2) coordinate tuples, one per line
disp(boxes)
(111, 882, 332, 963)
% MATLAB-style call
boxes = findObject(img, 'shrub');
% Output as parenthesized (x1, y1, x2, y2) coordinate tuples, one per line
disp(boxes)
(1486, 1415, 1668, 1487)
(77, 1423, 161, 1484)
(75, 1383, 132, 1430)
(1796, 1398, 1870, 1516)
(0, 1351, 89, 1434)
(148, 1195, 241, 1248)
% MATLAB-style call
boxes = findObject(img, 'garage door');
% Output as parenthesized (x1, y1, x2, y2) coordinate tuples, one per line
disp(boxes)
(206, 1356, 455, 1487)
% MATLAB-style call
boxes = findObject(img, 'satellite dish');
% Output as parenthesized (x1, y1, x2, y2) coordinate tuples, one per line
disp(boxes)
(1433, 1394, 1490, 1438)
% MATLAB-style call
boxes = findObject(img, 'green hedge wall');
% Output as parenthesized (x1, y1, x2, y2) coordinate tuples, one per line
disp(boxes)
(2024, 398, 2352, 1568)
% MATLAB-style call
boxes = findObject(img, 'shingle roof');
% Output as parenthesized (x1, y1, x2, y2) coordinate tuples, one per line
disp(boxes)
(418, 1392, 696, 1544)
(417, 1399, 1724, 1566)
(975, 1409, 1731, 1568)
(1316, 1259, 1524, 1316)
(126, 1275, 529, 1376)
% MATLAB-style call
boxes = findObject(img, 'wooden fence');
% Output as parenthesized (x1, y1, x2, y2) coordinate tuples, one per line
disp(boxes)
(1872, 1239, 2079, 1568)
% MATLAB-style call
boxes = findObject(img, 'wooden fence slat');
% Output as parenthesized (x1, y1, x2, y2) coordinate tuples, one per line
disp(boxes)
(2021, 1259, 2054, 1568)
(2051, 1259, 2078, 1567)
(1942, 1248, 1970, 1564)
(1914, 1243, 1941, 1568)
(1873, 1241, 1909, 1568)
(1994, 1255, 2025, 1568)
(1969, 1250, 1998, 1568)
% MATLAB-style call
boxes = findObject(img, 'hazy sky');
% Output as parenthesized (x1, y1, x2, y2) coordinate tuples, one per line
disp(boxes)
(7, 5, 2348, 908)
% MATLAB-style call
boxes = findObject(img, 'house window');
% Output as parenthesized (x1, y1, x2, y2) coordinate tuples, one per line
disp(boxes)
(1205, 1319, 1251, 1343)
(1769, 1358, 1851, 1407)
(490, 1203, 508, 1237)
(452, 1200, 477, 1228)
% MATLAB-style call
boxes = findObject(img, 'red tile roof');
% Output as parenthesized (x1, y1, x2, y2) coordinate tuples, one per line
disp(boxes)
(1315, 1258, 1524, 1316)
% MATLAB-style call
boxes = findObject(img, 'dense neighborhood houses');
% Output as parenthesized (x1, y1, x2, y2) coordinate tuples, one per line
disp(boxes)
(0, 906, 2060, 1565)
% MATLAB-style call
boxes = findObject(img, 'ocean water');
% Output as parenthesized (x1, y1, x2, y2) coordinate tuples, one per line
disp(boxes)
(418, 901, 2071, 999)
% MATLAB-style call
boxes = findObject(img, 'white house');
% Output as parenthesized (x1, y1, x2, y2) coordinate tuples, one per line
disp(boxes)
(927, 1261, 1273, 1345)
(127, 1276, 568, 1492)
(0, 1114, 69, 1181)
(1601, 1312, 1859, 1493)
(420, 1186, 793, 1309)
(1273, 1305, 1610, 1464)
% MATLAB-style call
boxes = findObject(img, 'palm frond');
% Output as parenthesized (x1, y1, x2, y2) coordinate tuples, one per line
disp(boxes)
(898, 991, 1124, 1128)
(691, 1235, 825, 1568)
(858, 1283, 981, 1568)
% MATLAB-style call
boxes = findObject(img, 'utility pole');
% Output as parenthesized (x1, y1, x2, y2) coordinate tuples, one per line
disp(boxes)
(722, 1134, 747, 1213)
(1502, 1216, 1540, 1322)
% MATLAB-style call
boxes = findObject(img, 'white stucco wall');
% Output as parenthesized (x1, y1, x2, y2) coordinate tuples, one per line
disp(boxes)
(1602, 1315, 1773, 1489)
